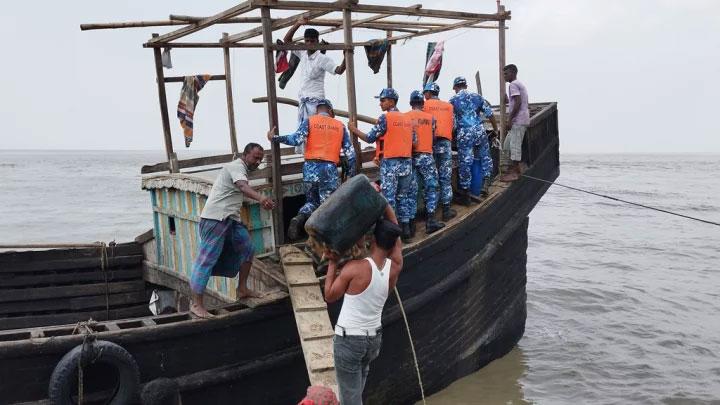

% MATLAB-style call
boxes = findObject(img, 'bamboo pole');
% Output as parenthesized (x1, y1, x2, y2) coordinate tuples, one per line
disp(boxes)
(252, 96, 378, 125)
(151, 33, 178, 173)
(163, 74, 226, 83)
(225, 8, 333, 43)
(343, 8, 362, 174)
(148, 1, 254, 44)
(145, 42, 264, 48)
(475, 71, 483, 96)
(260, 7, 285, 246)
(498, 3, 507, 146)
(386, 30, 393, 87)
(223, 33, 240, 156)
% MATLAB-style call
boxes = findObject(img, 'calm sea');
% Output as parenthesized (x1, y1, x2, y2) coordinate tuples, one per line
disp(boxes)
(1, 151, 719, 404)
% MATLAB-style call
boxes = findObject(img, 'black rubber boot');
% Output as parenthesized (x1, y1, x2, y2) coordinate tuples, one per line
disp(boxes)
(287, 213, 309, 241)
(409, 219, 417, 238)
(457, 188, 471, 206)
(401, 222, 412, 242)
(442, 204, 457, 221)
(425, 215, 445, 234)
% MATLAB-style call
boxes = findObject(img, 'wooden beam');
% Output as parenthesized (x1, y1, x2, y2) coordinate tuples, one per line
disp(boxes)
(475, 71, 483, 96)
(290, 8, 414, 43)
(343, 8, 362, 175)
(252, 1, 510, 21)
(225, 7, 336, 43)
(147, 0, 255, 44)
(388, 19, 484, 42)
(163, 74, 226, 83)
(169, 15, 262, 24)
(252, 96, 377, 125)
(272, 43, 353, 51)
(386, 30, 392, 87)
(81, 16, 263, 31)
(261, 7, 285, 246)
(152, 34, 178, 173)
(498, 4, 507, 145)
(145, 42, 264, 48)
(223, 33, 240, 155)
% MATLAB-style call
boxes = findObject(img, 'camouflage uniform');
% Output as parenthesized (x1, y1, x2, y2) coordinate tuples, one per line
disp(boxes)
(449, 89, 495, 189)
(366, 108, 416, 223)
(413, 152, 439, 214)
(275, 112, 356, 216)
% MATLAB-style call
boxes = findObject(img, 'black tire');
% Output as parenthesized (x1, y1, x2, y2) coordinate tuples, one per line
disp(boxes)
(48, 339, 140, 405)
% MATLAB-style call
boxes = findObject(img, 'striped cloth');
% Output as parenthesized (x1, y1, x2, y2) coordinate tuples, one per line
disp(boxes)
(189, 217, 254, 295)
(177, 74, 211, 148)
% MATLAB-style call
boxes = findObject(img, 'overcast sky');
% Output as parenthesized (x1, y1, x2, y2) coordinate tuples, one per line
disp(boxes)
(2, 0, 719, 154)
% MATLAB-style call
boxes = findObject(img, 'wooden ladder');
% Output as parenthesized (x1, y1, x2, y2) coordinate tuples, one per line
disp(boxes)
(278, 245, 337, 394)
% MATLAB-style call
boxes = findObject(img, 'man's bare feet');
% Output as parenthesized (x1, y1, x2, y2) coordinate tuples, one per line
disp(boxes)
(236, 287, 264, 300)
(190, 302, 215, 319)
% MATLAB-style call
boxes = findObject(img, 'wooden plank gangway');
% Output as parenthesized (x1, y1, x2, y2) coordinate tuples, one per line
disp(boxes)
(278, 245, 338, 393)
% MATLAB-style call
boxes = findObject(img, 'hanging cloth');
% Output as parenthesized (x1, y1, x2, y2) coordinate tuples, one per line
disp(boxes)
(363, 39, 389, 74)
(277, 39, 301, 89)
(177, 74, 211, 148)
(161, 48, 173, 69)
(423, 41, 445, 86)
(275, 39, 290, 73)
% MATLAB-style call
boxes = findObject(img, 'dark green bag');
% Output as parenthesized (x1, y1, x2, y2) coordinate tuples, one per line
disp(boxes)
(305, 175, 388, 253)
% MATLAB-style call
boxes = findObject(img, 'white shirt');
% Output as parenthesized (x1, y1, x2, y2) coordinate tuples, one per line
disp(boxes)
(292, 50, 338, 99)
(201, 159, 248, 222)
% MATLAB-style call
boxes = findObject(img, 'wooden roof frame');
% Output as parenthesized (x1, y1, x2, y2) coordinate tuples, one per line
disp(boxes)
(80, 0, 511, 246)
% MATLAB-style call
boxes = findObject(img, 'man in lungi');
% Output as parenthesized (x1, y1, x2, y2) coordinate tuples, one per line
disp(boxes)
(283, 16, 347, 153)
(189, 143, 276, 319)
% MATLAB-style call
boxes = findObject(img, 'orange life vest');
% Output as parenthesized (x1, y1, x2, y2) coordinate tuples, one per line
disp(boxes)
(305, 115, 344, 164)
(423, 98, 453, 140)
(382, 111, 413, 159)
(406, 109, 434, 154)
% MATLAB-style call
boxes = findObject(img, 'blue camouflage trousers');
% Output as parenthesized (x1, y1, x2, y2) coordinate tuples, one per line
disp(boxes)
(457, 125, 482, 190)
(299, 161, 339, 216)
(412, 153, 439, 214)
(380, 158, 413, 223)
(433, 138, 453, 206)
(476, 130, 493, 179)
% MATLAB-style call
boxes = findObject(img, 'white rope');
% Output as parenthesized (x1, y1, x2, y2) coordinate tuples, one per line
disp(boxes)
(394, 286, 426, 404)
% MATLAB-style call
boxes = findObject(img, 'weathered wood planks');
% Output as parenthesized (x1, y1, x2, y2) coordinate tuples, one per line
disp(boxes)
(279, 245, 337, 394)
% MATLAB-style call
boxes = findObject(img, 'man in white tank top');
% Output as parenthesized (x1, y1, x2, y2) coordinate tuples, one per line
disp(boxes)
(324, 205, 404, 405)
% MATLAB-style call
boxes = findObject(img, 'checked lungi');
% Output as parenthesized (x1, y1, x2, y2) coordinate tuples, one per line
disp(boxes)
(189, 217, 254, 295)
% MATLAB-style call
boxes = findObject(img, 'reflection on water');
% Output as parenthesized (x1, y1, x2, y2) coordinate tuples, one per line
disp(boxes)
(423, 347, 530, 405)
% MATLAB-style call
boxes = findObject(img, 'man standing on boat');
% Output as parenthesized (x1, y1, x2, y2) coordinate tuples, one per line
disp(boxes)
(283, 17, 347, 153)
(348, 88, 417, 241)
(189, 143, 276, 319)
(422, 82, 457, 221)
(406, 90, 445, 235)
(449, 76, 498, 205)
(267, 99, 356, 240)
(324, 204, 404, 405)
(500, 64, 530, 181)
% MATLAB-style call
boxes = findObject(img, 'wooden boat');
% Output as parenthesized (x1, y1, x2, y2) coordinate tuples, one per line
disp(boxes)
(0, 2, 559, 404)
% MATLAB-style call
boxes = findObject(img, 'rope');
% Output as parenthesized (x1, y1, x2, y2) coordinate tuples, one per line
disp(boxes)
(393, 287, 426, 405)
(72, 321, 99, 405)
(521, 174, 720, 227)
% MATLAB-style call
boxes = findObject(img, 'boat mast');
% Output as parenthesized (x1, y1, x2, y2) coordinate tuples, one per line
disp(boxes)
(222, 33, 240, 157)
(260, 7, 285, 246)
(151, 33, 179, 173)
(497, 1, 507, 148)
(342, 4, 363, 175)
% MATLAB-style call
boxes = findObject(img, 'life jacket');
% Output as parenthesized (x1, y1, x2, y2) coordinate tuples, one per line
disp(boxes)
(375, 137, 384, 160)
(423, 98, 453, 140)
(305, 114, 344, 164)
(406, 109, 433, 154)
(382, 111, 413, 159)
